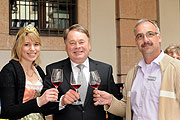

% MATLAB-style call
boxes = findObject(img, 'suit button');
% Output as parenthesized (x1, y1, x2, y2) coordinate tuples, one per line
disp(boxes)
(82, 110, 85, 113)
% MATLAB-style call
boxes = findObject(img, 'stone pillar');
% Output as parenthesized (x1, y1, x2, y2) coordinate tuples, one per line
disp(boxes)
(116, 0, 159, 83)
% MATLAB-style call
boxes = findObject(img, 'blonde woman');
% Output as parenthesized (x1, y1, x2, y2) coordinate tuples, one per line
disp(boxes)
(0, 24, 58, 119)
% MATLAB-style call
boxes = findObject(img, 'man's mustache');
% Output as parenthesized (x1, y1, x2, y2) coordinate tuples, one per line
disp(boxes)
(141, 42, 153, 47)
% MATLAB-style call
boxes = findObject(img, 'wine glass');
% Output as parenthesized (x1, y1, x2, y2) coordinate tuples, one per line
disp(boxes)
(90, 70, 101, 104)
(51, 69, 63, 102)
(51, 69, 63, 88)
(90, 71, 101, 90)
(70, 72, 82, 105)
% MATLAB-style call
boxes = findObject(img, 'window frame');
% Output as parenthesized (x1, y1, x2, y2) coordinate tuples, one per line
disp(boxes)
(9, 0, 78, 37)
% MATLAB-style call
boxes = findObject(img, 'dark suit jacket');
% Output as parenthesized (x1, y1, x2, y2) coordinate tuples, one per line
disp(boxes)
(42, 58, 120, 120)
(0, 59, 45, 119)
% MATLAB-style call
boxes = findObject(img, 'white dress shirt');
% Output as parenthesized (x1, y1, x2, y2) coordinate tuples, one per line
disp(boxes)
(71, 58, 90, 86)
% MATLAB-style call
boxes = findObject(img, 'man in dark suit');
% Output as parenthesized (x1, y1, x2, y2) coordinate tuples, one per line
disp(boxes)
(42, 24, 121, 120)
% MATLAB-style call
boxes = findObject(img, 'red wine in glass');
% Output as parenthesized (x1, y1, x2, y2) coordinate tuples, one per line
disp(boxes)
(52, 81, 63, 88)
(72, 84, 81, 89)
(51, 69, 63, 88)
(51, 69, 63, 102)
(70, 72, 82, 105)
(90, 71, 101, 104)
(90, 84, 100, 89)
(90, 71, 101, 90)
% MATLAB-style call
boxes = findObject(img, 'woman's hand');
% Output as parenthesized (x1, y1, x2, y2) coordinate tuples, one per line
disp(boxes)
(38, 88, 59, 106)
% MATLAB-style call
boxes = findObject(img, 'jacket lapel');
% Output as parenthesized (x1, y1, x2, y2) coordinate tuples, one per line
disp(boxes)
(60, 58, 75, 95)
(62, 58, 72, 84)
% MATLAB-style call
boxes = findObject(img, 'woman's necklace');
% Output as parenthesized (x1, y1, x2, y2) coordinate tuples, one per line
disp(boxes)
(20, 62, 35, 78)
(26, 70, 34, 77)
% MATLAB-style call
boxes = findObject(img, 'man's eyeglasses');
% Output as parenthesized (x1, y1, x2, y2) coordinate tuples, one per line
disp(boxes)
(135, 31, 158, 41)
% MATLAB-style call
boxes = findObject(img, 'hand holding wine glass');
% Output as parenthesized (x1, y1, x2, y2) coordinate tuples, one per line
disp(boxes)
(51, 69, 63, 102)
(70, 72, 82, 105)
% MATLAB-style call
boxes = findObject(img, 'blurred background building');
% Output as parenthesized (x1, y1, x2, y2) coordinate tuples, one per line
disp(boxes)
(0, 0, 180, 84)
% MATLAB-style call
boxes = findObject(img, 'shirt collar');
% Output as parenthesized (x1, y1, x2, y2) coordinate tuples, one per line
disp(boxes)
(138, 50, 165, 68)
(70, 58, 89, 69)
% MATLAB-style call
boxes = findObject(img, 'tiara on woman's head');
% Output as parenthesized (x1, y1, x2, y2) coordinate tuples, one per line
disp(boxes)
(16, 24, 39, 40)
(24, 24, 38, 34)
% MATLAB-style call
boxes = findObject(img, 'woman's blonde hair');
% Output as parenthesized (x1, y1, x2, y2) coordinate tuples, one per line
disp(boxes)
(11, 24, 41, 65)
(164, 44, 180, 57)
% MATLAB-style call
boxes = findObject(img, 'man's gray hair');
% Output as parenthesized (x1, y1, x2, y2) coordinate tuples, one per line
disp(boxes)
(133, 19, 160, 36)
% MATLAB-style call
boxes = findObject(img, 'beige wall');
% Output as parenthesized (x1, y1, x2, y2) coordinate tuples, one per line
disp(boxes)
(159, 0, 180, 50)
(90, 0, 117, 81)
